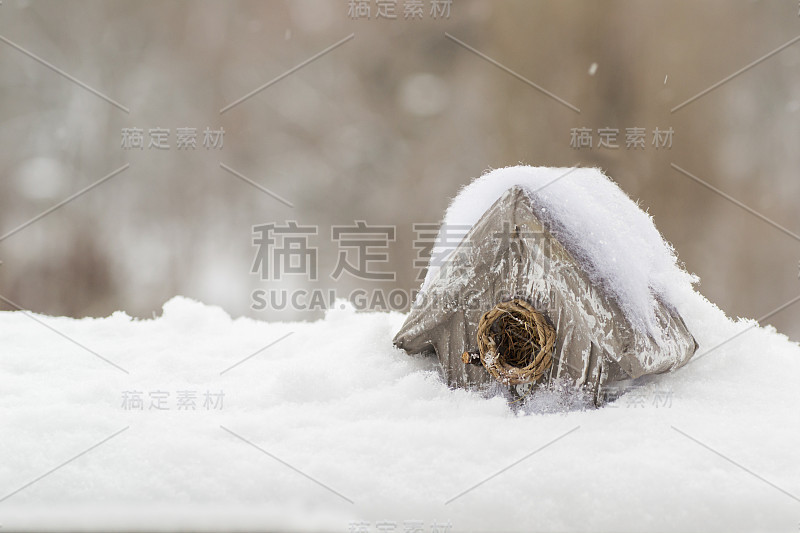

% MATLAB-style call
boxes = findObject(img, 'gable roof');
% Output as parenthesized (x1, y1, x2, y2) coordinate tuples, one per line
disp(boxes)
(394, 186, 697, 402)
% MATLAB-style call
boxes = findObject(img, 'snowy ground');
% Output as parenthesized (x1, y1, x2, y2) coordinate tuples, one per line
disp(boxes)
(1, 290, 799, 532)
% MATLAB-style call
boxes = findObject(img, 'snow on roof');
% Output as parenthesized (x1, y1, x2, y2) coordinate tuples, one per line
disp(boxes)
(422, 165, 697, 336)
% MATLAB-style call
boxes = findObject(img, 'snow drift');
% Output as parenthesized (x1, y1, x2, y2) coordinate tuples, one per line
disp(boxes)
(1, 291, 799, 532)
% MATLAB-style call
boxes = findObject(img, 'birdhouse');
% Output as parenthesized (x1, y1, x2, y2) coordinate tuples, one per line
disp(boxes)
(393, 167, 698, 406)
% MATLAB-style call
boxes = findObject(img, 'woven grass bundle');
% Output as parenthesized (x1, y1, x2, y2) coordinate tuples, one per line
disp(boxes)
(475, 299, 556, 386)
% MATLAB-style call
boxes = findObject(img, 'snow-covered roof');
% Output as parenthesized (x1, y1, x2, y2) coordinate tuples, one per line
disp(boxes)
(423, 165, 697, 337)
